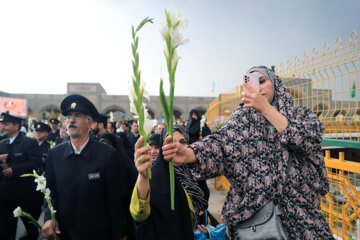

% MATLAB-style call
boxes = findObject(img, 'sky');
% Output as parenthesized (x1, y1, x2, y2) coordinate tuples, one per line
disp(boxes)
(0, 0, 359, 97)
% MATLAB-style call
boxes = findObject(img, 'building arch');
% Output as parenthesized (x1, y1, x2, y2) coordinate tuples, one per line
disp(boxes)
(102, 105, 127, 121)
(146, 106, 156, 120)
(173, 106, 185, 120)
(39, 104, 61, 121)
(192, 105, 207, 117)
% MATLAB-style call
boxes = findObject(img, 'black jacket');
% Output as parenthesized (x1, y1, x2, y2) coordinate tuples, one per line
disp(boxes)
(0, 133, 42, 199)
(44, 138, 135, 240)
(47, 129, 60, 142)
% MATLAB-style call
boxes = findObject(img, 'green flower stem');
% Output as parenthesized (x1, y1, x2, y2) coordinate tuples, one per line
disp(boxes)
(21, 211, 42, 230)
(130, 17, 153, 179)
(46, 197, 59, 240)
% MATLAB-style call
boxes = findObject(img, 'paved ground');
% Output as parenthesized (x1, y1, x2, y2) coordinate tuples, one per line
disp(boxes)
(16, 179, 228, 239)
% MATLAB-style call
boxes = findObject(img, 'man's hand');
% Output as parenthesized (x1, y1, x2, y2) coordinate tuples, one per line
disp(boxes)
(0, 153, 8, 162)
(2, 168, 12, 177)
(41, 219, 61, 240)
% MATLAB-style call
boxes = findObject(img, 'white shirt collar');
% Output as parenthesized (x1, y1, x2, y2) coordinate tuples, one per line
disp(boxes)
(71, 137, 89, 155)
(9, 134, 19, 144)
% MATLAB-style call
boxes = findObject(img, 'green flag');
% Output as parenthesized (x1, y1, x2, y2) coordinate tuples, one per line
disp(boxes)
(211, 81, 215, 93)
(351, 80, 356, 98)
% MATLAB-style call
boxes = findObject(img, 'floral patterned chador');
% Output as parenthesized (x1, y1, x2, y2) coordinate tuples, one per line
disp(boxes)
(189, 68, 333, 239)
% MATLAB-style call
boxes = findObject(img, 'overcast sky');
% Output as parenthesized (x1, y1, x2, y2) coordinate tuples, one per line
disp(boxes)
(0, 0, 359, 97)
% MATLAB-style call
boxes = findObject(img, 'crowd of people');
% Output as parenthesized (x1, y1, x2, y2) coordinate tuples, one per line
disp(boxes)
(0, 66, 333, 240)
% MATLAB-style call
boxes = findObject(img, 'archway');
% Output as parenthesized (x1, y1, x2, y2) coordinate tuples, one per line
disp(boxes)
(103, 105, 127, 121)
(39, 104, 61, 121)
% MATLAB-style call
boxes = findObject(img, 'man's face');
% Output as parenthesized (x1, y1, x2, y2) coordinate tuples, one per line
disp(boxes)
(3, 122, 19, 137)
(34, 131, 49, 142)
(132, 122, 139, 134)
(91, 121, 99, 135)
(107, 122, 113, 133)
(50, 123, 58, 131)
(158, 124, 165, 134)
(64, 112, 92, 139)
(59, 128, 66, 138)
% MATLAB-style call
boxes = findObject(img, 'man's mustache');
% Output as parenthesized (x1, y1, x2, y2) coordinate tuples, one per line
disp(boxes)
(67, 123, 79, 129)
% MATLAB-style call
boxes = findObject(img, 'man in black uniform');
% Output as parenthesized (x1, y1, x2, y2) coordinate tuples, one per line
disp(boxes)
(33, 122, 51, 168)
(0, 113, 42, 240)
(0, 117, 8, 141)
(90, 113, 109, 140)
(47, 118, 60, 142)
(41, 94, 135, 240)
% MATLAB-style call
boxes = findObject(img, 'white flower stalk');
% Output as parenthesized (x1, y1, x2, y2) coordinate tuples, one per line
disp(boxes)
(200, 114, 206, 136)
(13, 206, 22, 217)
(21, 171, 58, 238)
(109, 112, 114, 122)
(128, 17, 154, 178)
(13, 206, 42, 229)
(159, 10, 188, 211)
(47, 140, 56, 148)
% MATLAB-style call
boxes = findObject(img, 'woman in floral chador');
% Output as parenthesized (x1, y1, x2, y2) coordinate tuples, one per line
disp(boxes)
(162, 66, 333, 239)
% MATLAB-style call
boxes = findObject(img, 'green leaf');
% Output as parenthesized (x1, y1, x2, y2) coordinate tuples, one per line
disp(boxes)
(20, 174, 34, 178)
(132, 26, 135, 39)
(159, 80, 170, 125)
(136, 17, 154, 32)
(169, 159, 175, 210)
(165, 9, 171, 27)
(135, 36, 139, 50)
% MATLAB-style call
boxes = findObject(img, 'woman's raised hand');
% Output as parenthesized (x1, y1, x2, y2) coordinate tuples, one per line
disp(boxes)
(162, 136, 198, 165)
(134, 136, 152, 179)
(242, 83, 271, 113)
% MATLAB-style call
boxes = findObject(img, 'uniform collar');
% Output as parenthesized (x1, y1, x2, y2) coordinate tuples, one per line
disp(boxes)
(64, 137, 93, 160)
(9, 133, 22, 144)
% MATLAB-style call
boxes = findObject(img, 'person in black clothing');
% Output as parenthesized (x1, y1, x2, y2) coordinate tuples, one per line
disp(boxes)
(41, 94, 135, 240)
(33, 122, 51, 167)
(55, 127, 67, 145)
(0, 113, 42, 240)
(0, 118, 8, 141)
(185, 110, 212, 208)
(47, 118, 60, 142)
(186, 109, 211, 144)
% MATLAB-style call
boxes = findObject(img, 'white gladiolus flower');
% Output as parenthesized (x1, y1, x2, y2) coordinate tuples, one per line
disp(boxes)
(49, 205, 57, 214)
(170, 11, 188, 28)
(130, 102, 138, 116)
(129, 85, 137, 103)
(44, 188, 51, 200)
(35, 175, 46, 192)
(200, 115, 206, 129)
(144, 118, 156, 136)
(169, 28, 188, 47)
(140, 81, 150, 101)
(13, 206, 22, 217)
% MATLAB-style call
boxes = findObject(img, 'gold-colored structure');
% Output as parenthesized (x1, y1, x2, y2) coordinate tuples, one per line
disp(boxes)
(208, 31, 360, 239)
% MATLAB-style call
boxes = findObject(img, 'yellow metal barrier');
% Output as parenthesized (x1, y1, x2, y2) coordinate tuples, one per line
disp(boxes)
(322, 150, 360, 240)
(277, 30, 360, 141)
